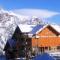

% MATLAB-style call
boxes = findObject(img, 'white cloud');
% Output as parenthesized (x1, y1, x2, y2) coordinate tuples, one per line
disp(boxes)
(12, 9, 59, 18)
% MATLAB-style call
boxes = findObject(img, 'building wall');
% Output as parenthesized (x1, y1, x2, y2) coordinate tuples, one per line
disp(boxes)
(32, 37, 60, 47)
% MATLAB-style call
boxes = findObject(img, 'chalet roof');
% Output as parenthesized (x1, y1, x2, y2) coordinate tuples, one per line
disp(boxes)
(5, 39, 16, 49)
(37, 24, 60, 34)
(30, 24, 60, 35)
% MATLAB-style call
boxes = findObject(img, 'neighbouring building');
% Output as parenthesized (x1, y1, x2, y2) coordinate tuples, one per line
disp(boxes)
(4, 25, 32, 59)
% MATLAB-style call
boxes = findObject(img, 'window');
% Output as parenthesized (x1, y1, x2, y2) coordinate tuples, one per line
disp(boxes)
(49, 47, 51, 50)
(57, 46, 60, 49)
(45, 47, 48, 50)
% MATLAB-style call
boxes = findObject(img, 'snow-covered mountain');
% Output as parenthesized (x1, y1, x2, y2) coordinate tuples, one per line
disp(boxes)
(0, 9, 45, 25)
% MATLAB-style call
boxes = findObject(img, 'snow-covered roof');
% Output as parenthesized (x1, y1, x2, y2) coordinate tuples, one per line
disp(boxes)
(36, 24, 60, 34)
(18, 24, 36, 33)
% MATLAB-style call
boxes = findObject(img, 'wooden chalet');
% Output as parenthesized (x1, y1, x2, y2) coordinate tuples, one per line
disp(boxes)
(30, 24, 60, 54)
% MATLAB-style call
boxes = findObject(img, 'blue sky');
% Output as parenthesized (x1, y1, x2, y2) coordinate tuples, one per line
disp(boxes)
(0, 0, 60, 24)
